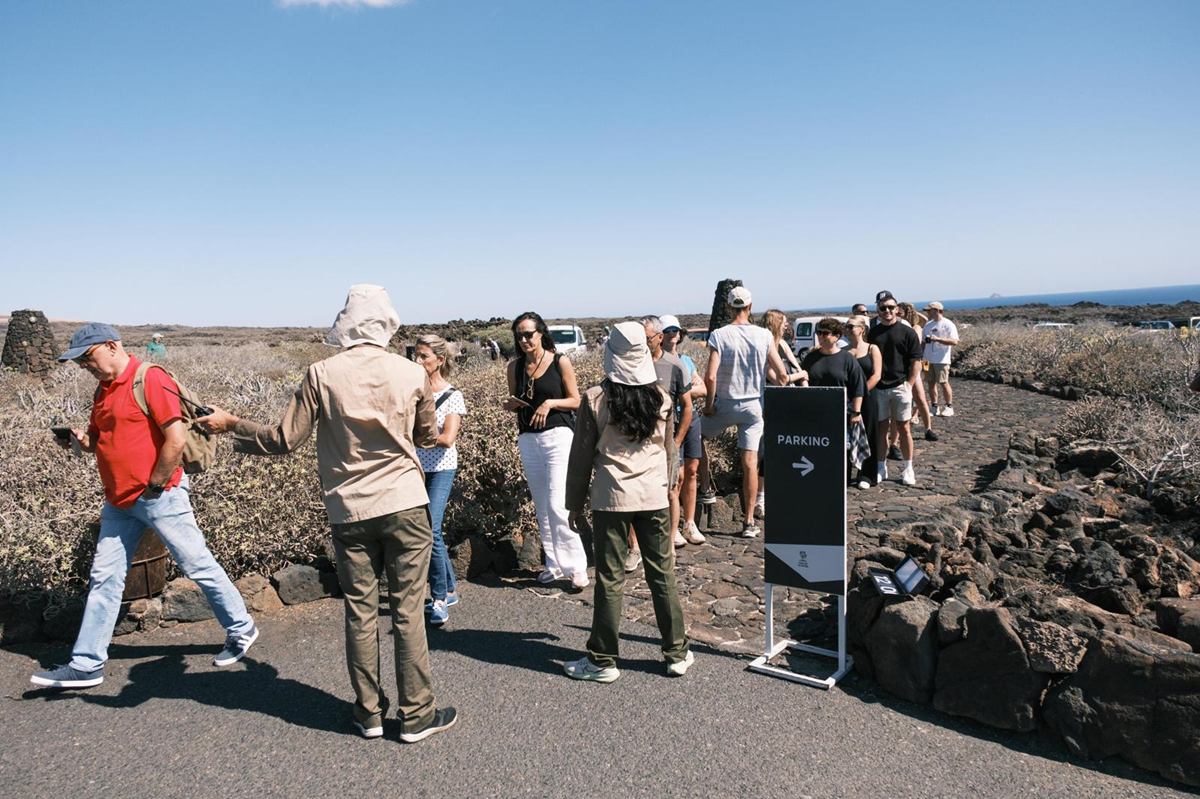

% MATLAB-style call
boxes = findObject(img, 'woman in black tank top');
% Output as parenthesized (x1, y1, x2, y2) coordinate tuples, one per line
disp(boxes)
(845, 316, 882, 488)
(503, 312, 588, 588)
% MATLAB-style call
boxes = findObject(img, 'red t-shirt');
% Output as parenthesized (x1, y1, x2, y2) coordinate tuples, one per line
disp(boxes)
(87, 356, 184, 509)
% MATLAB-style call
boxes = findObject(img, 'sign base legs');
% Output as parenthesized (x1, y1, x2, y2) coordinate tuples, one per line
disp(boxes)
(747, 584, 853, 690)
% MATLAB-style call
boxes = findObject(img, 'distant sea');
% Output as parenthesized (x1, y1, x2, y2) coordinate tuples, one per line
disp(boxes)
(811, 284, 1200, 313)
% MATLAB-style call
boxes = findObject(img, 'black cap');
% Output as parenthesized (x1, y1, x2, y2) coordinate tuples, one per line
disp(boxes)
(875, 290, 895, 305)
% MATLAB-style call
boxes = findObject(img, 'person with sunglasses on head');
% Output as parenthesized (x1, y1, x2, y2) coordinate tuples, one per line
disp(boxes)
(562, 322, 692, 682)
(756, 309, 807, 519)
(867, 290, 924, 486)
(844, 315, 882, 489)
(413, 334, 467, 627)
(798, 317, 868, 480)
(31, 324, 258, 691)
(502, 312, 588, 589)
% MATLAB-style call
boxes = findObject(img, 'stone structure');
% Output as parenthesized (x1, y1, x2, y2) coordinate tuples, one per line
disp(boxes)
(707, 279, 743, 335)
(2, 310, 58, 378)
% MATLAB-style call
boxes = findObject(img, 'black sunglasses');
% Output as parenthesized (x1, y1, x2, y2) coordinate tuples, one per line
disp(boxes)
(516, 331, 538, 341)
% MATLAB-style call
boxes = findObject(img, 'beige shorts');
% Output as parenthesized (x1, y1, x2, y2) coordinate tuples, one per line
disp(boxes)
(876, 383, 913, 422)
(928, 362, 951, 384)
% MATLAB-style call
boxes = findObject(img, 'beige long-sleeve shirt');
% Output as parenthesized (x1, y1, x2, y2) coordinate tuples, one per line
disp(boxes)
(231, 345, 437, 524)
(566, 384, 675, 514)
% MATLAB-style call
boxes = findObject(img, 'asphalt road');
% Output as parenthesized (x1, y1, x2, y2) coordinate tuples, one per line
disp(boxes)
(1, 581, 1193, 799)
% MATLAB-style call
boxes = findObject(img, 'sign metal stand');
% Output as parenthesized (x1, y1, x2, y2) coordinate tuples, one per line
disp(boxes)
(748, 386, 853, 689)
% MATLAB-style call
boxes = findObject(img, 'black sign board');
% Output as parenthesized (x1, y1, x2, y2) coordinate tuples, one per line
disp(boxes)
(763, 386, 846, 596)
(866, 558, 930, 600)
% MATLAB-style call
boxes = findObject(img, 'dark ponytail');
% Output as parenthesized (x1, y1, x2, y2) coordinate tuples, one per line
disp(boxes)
(602, 379, 662, 442)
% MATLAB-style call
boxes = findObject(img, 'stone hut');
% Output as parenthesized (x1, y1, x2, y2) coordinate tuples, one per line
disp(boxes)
(2, 310, 59, 379)
(707, 278, 744, 334)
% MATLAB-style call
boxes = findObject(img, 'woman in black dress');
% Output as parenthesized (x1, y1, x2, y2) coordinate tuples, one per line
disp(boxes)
(799, 318, 869, 487)
(844, 315, 882, 488)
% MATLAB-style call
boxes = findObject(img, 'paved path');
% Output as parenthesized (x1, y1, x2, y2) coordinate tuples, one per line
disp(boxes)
(1, 382, 1191, 797)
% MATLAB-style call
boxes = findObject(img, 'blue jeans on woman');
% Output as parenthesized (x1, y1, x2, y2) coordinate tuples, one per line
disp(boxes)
(425, 469, 458, 601)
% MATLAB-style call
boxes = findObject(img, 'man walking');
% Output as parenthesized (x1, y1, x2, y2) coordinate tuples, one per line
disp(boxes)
(922, 302, 959, 417)
(699, 286, 791, 537)
(32, 324, 257, 689)
(199, 285, 456, 743)
(867, 291, 923, 486)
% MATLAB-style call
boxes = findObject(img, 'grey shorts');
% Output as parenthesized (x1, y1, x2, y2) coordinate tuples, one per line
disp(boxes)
(876, 383, 913, 422)
(701, 397, 764, 451)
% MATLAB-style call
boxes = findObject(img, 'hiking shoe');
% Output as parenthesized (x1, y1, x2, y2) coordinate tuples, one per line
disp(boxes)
(570, 572, 590, 590)
(666, 650, 695, 677)
(741, 523, 761, 539)
(214, 625, 259, 666)
(563, 656, 620, 683)
(682, 520, 706, 545)
(941, 405, 955, 418)
(444, 592, 459, 607)
(924, 429, 939, 442)
(30, 663, 104, 689)
(624, 549, 643, 573)
(876, 464, 888, 484)
(901, 466, 917, 486)
(699, 490, 716, 505)
(887, 445, 902, 461)
(353, 719, 384, 739)
(428, 599, 449, 626)
(399, 707, 458, 743)
(673, 530, 687, 547)
(537, 569, 563, 585)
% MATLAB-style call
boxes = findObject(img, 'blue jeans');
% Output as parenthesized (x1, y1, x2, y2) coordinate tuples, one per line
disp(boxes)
(424, 469, 458, 601)
(70, 475, 253, 671)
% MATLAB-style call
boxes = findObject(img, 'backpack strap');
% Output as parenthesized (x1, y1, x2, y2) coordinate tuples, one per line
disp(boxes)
(434, 385, 456, 410)
(130, 362, 157, 419)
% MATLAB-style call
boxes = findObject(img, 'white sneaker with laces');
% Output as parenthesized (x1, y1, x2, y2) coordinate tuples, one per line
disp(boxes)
(672, 530, 686, 548)
(876, 464, 888, 484)
(682, 520, 706, 545)
(941, 406, 955, 418)
(666, 650, 695, 677)
(754, 501, 765, 520)
(563, 655, 619, 682)
(857, 479, 871, 490)
(901, 466, 916, 486)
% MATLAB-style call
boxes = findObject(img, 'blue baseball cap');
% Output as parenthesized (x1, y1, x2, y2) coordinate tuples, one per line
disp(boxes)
(59, 322, 121, 362)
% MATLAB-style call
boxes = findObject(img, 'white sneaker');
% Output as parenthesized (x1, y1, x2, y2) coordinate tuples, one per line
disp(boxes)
(941, 406, 955, 418)
(570, 572, 590, 590)
(672, 530, 687, 548)
(682, 520, 706, 545)
(741, 523, 761, 539)
(563, 655, 619, 683)
(901, 466, 916, 486)
(754, 501, 765, 520)
(856, 479, 871, 490)
(666, 650, 695, 677)
(931, 403, 939, 417)
(537, 569, 563, 584)
(876, 464, 888, 484)
(623, 549, 643, 573)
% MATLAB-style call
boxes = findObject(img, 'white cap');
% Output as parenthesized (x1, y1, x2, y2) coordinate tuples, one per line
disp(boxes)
(659, 314, 682, 332)
(728, 286, 752, 308)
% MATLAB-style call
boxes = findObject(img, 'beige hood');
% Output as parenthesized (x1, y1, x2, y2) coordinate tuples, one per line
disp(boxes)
(325, 284, 401, 349)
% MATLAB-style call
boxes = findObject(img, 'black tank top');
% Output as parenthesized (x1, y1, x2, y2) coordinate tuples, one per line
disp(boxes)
(854, 348, 874, 390)
(516, 353, 574, 434)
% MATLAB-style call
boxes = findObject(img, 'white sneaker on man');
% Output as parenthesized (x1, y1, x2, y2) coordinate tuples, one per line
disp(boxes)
(682, 520, 706, 545)
(901, 466, 916, 486)
(672, 530, 687, 548)
(941, 405, 955, 418)
(666, 650, 695, 677)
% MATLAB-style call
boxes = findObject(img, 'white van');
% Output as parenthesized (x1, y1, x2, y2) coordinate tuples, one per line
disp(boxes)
(548, 324, 587, 355)
(792, 315, 849, 357)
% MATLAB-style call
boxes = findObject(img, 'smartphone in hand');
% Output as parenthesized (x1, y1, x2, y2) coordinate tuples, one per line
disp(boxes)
(51, 427, 83, 457)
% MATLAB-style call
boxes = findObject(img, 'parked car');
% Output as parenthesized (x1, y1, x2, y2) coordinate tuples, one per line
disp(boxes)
(547, 324, 587, 355)
(1137, 320, 1175, 330)
(1030, 322, 1075, 329)
(792, 315, 848, 357)
(687, 329, 710, 343)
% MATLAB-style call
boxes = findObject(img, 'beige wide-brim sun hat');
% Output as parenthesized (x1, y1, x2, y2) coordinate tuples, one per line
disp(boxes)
(604, 321, 657, 386)
(325, 284, 401, 348)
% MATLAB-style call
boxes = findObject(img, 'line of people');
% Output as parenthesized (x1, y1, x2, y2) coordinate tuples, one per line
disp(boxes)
(29, 282, 959, 740)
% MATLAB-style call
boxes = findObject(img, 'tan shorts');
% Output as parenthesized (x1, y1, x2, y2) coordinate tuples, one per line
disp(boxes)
(928, 362, 951, 384)
(876, 383, 913, 422)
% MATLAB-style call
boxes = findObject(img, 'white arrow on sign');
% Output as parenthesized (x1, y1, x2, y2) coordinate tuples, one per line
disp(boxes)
(792, 456, 814, 476)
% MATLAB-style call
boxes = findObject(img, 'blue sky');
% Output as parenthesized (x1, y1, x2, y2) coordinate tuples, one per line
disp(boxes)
(1, 0, 1197, 326)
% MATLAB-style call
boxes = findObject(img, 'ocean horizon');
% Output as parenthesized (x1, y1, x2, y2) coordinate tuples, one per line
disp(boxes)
(808, 283, 1200, 314)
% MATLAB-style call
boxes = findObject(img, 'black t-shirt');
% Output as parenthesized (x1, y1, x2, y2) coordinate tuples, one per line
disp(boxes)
(867, 322, 922, 389)
(800, 349, 866, 400)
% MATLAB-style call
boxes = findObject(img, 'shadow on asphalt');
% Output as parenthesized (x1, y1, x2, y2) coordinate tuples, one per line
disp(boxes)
(22, 644, 354, 736)
(839, 675, 1186, 792)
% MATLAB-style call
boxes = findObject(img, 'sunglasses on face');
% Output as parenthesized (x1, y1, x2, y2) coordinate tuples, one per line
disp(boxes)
(817, 330, 838, 337)
(516, 331, 538, 341)
(879, 305, 897, 313)
(73, 345, 99, 364)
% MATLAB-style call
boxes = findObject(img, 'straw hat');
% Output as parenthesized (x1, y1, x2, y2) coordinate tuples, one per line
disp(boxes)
(604, 321, 657, 386)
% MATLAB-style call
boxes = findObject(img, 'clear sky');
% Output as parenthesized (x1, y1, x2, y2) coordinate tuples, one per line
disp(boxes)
(2, 0, 1197, 326)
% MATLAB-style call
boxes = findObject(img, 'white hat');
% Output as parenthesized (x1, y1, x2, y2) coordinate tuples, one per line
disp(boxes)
(604, 321, 657, 386)
(325, 284, 401, 349)
(728, 286, 752, 308)
(659, 314, 682, 332)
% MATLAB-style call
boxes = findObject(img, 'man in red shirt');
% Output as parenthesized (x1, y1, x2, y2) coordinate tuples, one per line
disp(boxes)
(31, 323, 257, 689)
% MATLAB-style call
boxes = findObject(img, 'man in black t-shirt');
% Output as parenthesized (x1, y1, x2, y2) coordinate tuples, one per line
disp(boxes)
(866, 290, 923, 486)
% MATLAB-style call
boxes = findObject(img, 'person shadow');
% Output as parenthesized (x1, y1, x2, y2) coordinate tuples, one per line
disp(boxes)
(24, 643, 355, 735)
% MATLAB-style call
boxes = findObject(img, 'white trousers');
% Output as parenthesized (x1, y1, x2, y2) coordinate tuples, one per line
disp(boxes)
(518, 426, 587, 578)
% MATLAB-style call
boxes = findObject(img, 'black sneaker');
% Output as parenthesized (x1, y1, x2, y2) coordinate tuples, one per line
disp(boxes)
(30, 663, 104, 689)
(214, 625, 259, 666)
(399, 707, 458, 743)
(698, 490, 717, 505)
(887, 445, 902, 461)
(924, 429, 939, 442)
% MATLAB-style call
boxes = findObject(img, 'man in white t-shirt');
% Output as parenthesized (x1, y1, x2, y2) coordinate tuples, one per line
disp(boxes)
(922, 302, 960, 417)
(699, 286, 793, 538)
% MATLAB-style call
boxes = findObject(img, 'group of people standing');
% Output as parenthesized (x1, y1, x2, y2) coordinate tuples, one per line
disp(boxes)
(29, 281, 960, 742)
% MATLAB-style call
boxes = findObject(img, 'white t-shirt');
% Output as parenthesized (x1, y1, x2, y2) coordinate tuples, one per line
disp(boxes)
(417, 386, 468, 473)
(708, 323, 774, 401)
(922, 318, 958, 364)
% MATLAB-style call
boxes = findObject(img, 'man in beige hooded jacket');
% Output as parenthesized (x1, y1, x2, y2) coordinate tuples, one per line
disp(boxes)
(199, 284, 456, 743)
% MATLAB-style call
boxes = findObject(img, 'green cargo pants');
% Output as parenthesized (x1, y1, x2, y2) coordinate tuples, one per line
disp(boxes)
(587, 508, 689, 669)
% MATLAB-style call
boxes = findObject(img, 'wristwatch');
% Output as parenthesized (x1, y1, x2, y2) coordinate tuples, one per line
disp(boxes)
(146, 482, 165, 498)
